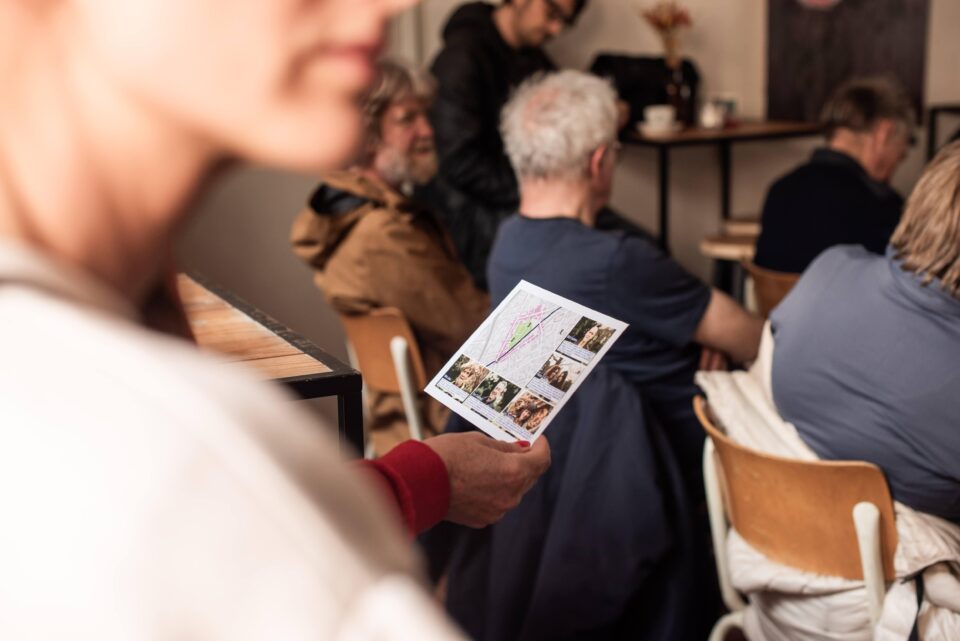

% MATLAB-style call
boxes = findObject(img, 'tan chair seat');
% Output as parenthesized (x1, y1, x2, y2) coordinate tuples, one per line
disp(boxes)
(699, 235, 756, 262)
(740, 261, 800, 317)
(721, 219, 761, 237)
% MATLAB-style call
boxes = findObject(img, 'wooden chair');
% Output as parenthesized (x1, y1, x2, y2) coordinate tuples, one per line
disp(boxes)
(694, 396, 897, 641)
(740, 261, 800, 318)
(339, 308, 428, 444)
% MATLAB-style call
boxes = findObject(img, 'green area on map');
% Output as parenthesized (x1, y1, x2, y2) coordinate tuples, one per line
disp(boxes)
(508, 320, 534, 350)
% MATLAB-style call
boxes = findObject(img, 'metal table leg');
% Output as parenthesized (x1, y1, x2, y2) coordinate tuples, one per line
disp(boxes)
(339, 377, 365, 457)
(719, 140, 732, 221)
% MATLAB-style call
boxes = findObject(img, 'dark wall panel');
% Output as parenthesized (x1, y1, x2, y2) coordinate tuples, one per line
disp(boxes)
(767, 0, 928, 122)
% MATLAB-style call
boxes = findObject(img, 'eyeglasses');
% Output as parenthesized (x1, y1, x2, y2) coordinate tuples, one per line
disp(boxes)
(543, 0, 576, 27)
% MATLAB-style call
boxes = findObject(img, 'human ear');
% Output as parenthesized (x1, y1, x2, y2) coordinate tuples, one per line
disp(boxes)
(873, 119, 896, 148)
(588, 145, 607, 181)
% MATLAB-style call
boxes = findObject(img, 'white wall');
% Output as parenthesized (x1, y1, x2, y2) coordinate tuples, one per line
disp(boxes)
(177, 0, 960, 423)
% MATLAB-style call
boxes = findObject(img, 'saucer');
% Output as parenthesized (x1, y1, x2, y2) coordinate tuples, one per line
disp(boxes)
(638, 122, 683, 137)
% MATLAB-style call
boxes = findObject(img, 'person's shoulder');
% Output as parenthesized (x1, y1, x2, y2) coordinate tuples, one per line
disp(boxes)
(767, 159, 835, 197)
(431, 4, 499, 73)
(0, 288, 422, 576)
(800, 245, 876, 290)
(349, 201, 403, 233)
(811, 243, 874, 268)
(612, 229, 668, 266)
(433, 6, 492, 52)
(437, 2, 495, 46)
(772, 245, 875, 330)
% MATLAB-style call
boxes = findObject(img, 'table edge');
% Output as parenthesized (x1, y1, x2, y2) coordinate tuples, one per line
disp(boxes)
(184, 272, 358, 384)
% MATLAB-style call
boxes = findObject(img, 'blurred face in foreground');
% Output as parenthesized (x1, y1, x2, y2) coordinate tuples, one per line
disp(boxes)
(67, 0, 416, 171)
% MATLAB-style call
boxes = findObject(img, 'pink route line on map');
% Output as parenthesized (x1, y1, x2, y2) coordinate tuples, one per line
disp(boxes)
(484, 305, 562, 368)
(494, 306, 543, 361)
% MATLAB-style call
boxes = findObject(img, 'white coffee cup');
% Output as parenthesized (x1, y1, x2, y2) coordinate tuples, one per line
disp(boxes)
(644, 104, 676, 132)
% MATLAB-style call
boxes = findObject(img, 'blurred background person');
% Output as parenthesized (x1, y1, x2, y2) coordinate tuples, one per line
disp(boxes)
(0, 0, 550, 637)
(754, 76, 915, 274)
(423, 0, 635, 290)
(291, 59, 488, 456)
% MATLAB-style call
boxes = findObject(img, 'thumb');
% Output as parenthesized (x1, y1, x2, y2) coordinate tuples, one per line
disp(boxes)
(483, 437, 531, 453)
(526, 436, 550, 458)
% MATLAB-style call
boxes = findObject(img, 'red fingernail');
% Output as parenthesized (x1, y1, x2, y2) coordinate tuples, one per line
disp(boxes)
(517, 440, 531, 448)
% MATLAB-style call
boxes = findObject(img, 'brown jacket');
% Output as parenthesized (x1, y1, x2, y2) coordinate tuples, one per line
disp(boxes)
(291, 171, 488, 453)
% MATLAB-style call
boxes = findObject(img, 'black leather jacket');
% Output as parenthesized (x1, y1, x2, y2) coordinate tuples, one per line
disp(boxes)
(422, 2, 555, 290)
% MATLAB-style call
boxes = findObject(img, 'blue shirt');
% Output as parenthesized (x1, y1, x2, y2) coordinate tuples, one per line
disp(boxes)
(488, 215, 711, 407)
(771, 245, 960, 523)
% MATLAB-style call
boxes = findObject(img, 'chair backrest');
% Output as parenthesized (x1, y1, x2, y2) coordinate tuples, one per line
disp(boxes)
(741, 261, 800, 318)
(694, 396, 897, 581)
(338, 308, 427, 393)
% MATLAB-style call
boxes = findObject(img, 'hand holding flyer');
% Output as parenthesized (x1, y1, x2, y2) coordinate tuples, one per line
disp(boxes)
(427, 281, 627, 442)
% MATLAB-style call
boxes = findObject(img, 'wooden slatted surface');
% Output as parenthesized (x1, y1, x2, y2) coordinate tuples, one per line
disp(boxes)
(177, 274, 331, 380)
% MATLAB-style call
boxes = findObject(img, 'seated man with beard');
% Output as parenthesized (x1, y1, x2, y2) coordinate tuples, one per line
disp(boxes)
(291, 60, 488, 456)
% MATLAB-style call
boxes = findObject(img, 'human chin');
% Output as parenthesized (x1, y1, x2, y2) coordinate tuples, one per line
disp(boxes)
(240, 100, 364, 172)
(409, 151, 438, 185)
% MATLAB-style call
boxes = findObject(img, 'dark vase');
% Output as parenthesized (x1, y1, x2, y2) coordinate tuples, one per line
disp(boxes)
(666, 64, 695, 127)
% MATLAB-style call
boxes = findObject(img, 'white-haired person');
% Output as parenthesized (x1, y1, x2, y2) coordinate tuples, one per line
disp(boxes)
(291, 59, 488, 456)
(428, 70, 762, 641)
(0, 0, 552, 638)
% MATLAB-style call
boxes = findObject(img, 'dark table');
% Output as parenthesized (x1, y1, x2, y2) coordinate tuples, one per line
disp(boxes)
(178, 273, 364, 455)
(927, 104, 960, 160)
(622, 120, 823, 252)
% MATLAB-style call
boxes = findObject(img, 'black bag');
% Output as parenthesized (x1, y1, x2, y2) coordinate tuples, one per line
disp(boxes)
(589, 53, 700, 129)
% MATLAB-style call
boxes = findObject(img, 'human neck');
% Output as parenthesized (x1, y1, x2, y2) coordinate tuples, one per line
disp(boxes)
(518, 178, 599, 226)
(493, 3, 522, 49)
(828, 131, 873, 176)
(0, 24, 218, 308)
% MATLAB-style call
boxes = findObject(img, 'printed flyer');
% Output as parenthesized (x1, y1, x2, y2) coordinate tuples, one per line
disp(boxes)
(426, 281, 627, 442)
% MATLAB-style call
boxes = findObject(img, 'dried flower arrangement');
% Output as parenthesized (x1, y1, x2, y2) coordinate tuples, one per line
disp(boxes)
(641, 1, 692, 69)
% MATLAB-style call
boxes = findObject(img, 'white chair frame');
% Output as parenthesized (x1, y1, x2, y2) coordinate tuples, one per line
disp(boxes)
(703, 439, 888, 641)
(345, 331, 425, 460)
(389, 335, 424, 442)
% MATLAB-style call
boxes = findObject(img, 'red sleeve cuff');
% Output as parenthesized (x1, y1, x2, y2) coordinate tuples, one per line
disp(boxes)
(359, 440, 450, 536)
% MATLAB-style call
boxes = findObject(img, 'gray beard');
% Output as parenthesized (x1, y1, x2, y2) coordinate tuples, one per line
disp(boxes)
(375, 148, 437, 190)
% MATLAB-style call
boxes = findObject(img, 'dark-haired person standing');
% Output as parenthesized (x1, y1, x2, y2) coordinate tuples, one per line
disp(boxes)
(423, 0, 588, 290)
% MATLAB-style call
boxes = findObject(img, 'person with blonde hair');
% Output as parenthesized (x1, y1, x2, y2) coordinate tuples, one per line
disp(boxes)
(703, 140, 960, 641)
(771, 139, 960, 524)
(454, 362, 487, 392)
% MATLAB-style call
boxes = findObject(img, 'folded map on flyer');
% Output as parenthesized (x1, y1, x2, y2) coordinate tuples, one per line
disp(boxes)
(426, 280, 627, 442)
